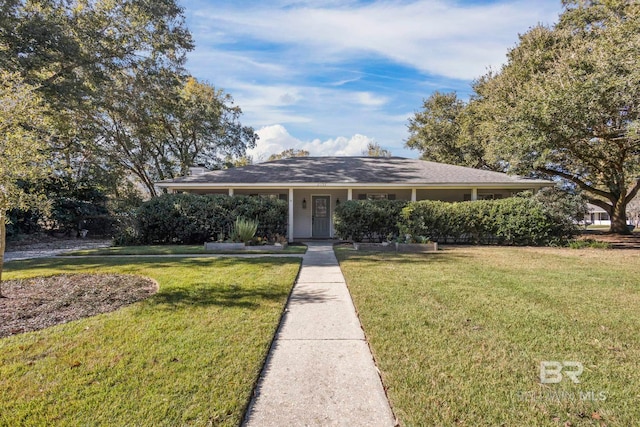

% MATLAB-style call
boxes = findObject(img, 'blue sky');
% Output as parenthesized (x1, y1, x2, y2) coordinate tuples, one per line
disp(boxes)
(179, 0, 562, 161)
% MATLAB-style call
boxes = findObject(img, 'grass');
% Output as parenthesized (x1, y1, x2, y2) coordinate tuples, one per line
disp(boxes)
(0, 256, 301, 426)
(584, 225, 612, 231)
(568, 239, 613, 249)
(336, 246, 640, 426)
(64, 243, 307, 256)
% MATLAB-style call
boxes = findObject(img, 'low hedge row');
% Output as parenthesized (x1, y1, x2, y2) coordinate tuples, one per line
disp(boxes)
(334, 195, 579, 246)
(333, 200, 409, 242)
(116, 193, 287, 245)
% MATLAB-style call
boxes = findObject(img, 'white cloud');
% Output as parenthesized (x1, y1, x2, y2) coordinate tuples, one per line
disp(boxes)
(355, 91, 388, 107)
(220, 80, 393, 129)
(249, 124, 375, 161)
(193, 0, 560, 80)
(303, 134, 373, 156)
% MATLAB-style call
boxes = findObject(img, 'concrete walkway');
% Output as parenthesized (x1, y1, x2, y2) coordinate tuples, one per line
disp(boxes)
(243, 241, 396, 426)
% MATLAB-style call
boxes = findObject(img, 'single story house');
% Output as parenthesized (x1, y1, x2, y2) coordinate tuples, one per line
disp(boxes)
(584, 203, 611, 226)
(156, 156, 552, 241)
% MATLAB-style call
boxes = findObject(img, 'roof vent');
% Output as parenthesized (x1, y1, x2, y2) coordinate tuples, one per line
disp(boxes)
(188, 166, 207, 176)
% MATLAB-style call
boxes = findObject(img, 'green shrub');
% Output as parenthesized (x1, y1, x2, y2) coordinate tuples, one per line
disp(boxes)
(401, 197, 578, 246)
(123, 193, 286, 245)
(6, 208, 41, 239)
(333, 200, 409, 242)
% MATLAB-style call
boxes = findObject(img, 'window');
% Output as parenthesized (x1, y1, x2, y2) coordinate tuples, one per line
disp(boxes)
(368, 193, 388, 200)
(249, 193, 286, 200)
(357, 193, 396, 200)
(478, 193, 504, 200)
(464, 193, 504, 201)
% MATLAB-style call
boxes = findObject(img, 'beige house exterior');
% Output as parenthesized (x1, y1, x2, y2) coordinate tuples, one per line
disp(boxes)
(156, 157, 552, 242)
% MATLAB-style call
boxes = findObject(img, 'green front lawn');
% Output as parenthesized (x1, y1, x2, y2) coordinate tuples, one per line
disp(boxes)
(337, 246, 640, 426)
(0, 256, 300, 426)
(64, 243, 307, 256)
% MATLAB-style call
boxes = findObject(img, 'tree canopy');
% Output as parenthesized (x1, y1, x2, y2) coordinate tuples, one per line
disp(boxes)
(407, 0, 640, 233)
(0, 71, 51, 292)
(406, 92, 497, 169)
(99, 75, 257, 196)
(267, 148, 310, 161)
(0, 0, 256, 204)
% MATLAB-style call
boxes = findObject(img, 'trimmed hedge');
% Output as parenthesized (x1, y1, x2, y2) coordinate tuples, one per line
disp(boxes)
(117, 193, 287, 245)
(333, 200, 409, 242)
(333, 196, 579, 246)
(401, 197, 578, 246)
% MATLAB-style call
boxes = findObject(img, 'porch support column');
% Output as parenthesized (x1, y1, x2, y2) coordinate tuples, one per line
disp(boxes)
(288, 188, 294, 243)
(347, 188, 353, 201)
(411, 188, 417, 202)
(471, 188, 478, 201)
(228, 188, 234, 196)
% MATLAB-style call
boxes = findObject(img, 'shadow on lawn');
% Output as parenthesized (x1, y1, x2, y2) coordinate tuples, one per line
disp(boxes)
(149, 284, 290, 310)
(5, 257, 300, 311)
(5, 256, 300, 272)
(334, 248, 471, 265)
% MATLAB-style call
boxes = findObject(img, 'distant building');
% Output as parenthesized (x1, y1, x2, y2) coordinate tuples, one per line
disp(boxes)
(584, 203, 611, 226)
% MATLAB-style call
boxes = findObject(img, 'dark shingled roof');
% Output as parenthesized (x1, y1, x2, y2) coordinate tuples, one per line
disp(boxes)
(157, 157, 551, 186)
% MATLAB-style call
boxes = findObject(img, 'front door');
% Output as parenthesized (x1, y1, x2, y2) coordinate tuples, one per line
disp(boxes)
(312, 196, 331, 238)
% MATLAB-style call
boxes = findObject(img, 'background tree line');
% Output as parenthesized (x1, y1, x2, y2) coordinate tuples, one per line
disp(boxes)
(407, 0, 640, 234)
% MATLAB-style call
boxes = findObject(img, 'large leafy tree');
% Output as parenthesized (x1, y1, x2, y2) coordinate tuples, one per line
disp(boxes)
(2, 0, 256, 222)
(0, 71, 50, 295)
(0, 0, 194, 196)
(160, 78, 258, 177)
(474, 0, 640, 234)
(1, 0, 193, 108)
(406, 92, 501, 170)
(99, 75, 257, 196)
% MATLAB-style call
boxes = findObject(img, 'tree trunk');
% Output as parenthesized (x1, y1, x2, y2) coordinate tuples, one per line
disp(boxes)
(610, 197, 631, 234)
(0, 211, 6, 297)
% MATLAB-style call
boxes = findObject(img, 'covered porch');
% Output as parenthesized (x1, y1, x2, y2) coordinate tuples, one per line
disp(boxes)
(177, 185, 527, 241)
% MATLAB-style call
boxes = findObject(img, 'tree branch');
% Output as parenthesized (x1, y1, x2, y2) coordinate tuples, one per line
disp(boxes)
(625, 177, 640, 205)
(536, 166, 613, 201)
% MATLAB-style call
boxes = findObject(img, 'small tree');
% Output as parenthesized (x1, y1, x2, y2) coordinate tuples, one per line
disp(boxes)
(268, 148, 310, 161)
(362, 141, 392, 158)
(0, 71, 50, 296)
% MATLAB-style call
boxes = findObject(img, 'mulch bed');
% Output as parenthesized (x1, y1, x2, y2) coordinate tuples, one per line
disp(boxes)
(0, 274, 158, 338)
